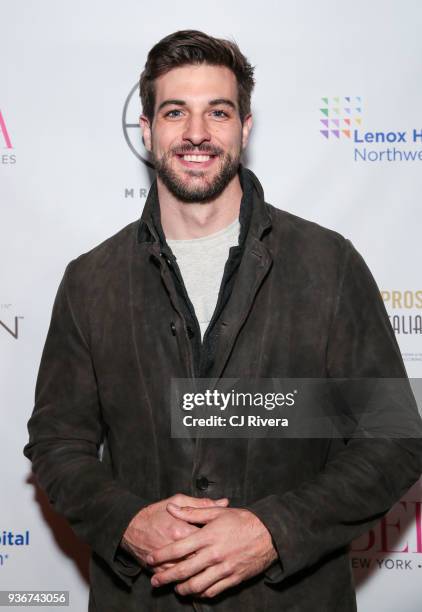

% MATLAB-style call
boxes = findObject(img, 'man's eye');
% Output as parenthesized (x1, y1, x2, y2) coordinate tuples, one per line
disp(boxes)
(165, 109, 183, 118)
(212, 110, 229, 118)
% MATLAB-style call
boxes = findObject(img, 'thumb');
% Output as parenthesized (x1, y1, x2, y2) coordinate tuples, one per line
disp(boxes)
(201, 497, 229, 507)
(166, 503, 223, 524)
(196, 497, 229, 508)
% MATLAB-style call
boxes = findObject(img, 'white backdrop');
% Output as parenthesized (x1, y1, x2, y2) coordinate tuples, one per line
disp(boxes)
(1, 0, 421, 609)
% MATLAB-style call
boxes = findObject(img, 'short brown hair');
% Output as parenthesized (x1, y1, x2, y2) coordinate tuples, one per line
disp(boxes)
(139, 30, 255, 124)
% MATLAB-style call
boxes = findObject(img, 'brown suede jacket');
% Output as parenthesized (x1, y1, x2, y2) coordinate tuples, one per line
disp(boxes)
(24, 166, 422, 611)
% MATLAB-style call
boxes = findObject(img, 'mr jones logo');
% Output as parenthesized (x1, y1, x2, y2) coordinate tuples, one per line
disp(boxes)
(121, 83, 152, 200)
(320, 97, 422, 162)
(122, 83, 153, 169)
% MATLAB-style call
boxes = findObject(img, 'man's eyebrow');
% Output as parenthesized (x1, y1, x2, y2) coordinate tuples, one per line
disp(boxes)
(157, 99, 186, 112)
(156, 98, 237, 113)
(209, 98, 236, 110)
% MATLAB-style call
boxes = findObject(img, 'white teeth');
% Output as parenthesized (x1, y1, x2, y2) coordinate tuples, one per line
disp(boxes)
(182, 154, 211, 162)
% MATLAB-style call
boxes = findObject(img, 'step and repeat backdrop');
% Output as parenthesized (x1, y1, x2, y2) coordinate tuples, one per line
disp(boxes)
(1, 1, 421, 610)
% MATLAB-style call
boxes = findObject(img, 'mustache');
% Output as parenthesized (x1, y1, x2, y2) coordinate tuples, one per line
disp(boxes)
(171, 144, 224, 156)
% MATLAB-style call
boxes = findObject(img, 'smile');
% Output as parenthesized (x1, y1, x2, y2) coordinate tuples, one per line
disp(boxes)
(182, 154, 211, 162)
(176, 153, 218, 169)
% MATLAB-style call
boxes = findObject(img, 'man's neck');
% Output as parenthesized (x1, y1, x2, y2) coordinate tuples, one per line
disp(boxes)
(157, 174, 242, 240)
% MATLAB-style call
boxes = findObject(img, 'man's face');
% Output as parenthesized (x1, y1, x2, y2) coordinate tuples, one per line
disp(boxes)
(140, 64, 252, 203)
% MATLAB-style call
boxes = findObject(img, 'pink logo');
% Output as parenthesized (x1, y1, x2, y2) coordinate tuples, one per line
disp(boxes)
(0, 110, 13, 149)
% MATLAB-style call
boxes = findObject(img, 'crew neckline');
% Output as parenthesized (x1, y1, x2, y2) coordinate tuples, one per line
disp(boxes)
(166, 216, 240, 245)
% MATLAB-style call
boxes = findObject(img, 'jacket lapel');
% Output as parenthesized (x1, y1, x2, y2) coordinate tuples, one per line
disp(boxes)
(204, 168, 274, 379)
(206, 238, 273, 379)
(136, 165, 274, 381)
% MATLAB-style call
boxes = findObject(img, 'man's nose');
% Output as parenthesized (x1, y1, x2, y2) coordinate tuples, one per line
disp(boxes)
(182, 115, 211, 146)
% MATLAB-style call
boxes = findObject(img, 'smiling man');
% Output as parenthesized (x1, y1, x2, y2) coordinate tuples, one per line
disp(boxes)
(150, 65, 245, 204)
(24, 30, 422, 612)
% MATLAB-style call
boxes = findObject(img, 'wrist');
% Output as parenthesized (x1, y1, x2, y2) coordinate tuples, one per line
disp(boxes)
(121, 505, 150, 550)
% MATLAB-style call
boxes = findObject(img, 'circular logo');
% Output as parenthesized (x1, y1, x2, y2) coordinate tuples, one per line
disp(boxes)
(122, 82, 154, 168)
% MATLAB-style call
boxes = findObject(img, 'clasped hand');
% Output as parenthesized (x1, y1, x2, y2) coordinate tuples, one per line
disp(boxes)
(147, 502, 278, 599)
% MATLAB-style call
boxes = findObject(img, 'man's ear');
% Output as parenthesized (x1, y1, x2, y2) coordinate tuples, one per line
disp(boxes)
(241, 113, 253, 150)
(139, 114, 152, 152)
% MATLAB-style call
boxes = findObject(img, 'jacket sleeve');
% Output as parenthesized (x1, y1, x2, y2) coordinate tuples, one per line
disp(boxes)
(245, 239, 422, 584)
(23, 261, 149, 587)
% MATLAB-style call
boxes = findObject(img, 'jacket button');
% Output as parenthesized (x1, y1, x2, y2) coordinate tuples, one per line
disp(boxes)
(187, 325, 195, 338)
(195, 476, 209, 491)
(159, 252, 171, 265)
(170, 322, 176, 336)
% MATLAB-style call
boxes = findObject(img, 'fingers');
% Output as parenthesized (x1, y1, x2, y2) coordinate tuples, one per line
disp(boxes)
(166, 503, 224, 525)
(175, 494, 229, 508)
(196, 574, 242, 599)
(174, 563, 235, 597)
(146, 529, 204, 566)
(153, 552, 196, 573)
(151, 550, 210, 587)
(154, 561, 178, 572)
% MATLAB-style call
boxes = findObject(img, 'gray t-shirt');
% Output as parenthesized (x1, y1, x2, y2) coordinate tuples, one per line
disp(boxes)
(166, 217, 240, 341)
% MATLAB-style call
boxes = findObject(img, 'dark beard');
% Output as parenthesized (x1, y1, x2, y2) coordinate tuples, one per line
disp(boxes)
(152, 148, 241, 203)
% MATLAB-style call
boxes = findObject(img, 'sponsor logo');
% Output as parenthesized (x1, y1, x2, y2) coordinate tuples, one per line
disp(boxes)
(121, 84, 151, 199)
(351, 499, 422, 571)
(0, 530, 30, 568)
(381, 290, 422, 336)
(381, 290, 422, 362)
(0, 304, 24, 340)
(122, 83, 153, 169)
(0, 109, 16, 165)
(320, 97, 422, 162)
(320, 97, 362, 139)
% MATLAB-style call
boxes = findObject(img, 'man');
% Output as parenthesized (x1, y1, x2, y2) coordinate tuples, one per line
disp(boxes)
(24, 30, 422, 611)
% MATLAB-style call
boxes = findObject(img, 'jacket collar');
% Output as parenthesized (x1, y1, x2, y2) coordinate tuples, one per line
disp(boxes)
(136, 164, 272, 252)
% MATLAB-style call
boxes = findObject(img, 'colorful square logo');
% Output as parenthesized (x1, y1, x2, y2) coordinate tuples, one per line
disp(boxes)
(320, 97, 362, 139)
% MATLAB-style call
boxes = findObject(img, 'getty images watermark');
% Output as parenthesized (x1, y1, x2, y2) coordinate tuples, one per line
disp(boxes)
(170, 378, 422, 439)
